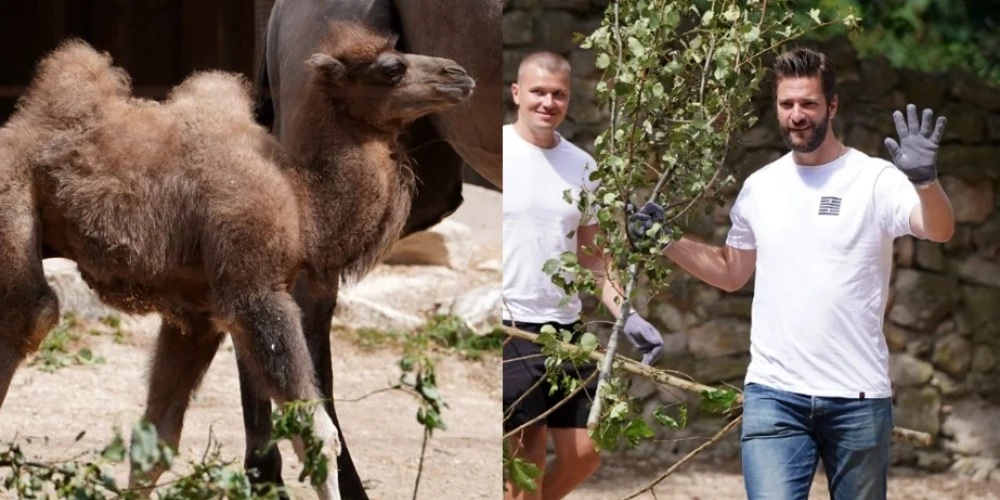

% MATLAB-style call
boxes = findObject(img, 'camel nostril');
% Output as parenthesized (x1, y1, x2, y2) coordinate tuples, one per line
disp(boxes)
(442, 65, 468, 78)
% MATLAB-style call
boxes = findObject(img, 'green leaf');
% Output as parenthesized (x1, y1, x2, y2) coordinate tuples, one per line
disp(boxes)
(744, 25, 760, 42)
(542, 258, 560, 275)
(579, 333, 598, 352)
(653, 407, 680, 428)
(559, 251, 578, 266)
(596, 53, 611, 69)
(701, 10, 714, 25)
(100, 434, 126, 462)
(627, 37, 646, 57)
(510, 457, 541, 492)
(809, 8, 821, 24)
(723, 5, 741, 22)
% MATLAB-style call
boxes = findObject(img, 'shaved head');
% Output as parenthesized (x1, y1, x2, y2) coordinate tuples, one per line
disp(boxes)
(517, 51, 571, 83)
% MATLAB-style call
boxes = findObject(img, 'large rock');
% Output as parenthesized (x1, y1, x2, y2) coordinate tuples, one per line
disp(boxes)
(940, 104, 987, 145)
(385, 219, 473, 270)
(694, 355, 749, 384)
(439, 285, 502, 334)
(952, 77, 1000, 112)
(888, 269, 958, 331)
(43, 259, 118, 321)
(938, 147, 999, 181)
(884, 323, 908, 352)
(894, 387, 942, 435)
(446, 184, 502, 246)
(536, 11, 579, 53)
(941, 399, 1000, 458)
(502, 11, 534, 46)
(973, 213, 1000, 259)
(931, 370, 969, 397)
(949, 254, 1000, 289)
(542, 0, 591, 12)
(889, 353, 934, 387)
(956, 286, 1000, 344)
(944, 224, 974, 255)
(899, 70, 946, 110)
(940, 176, 994, 223)
(932, 333, 972, 377)
(990, 113, 1000, 141)
(688, 319, 751, 358)
(334, 294, 424, 332)
(915, 240, 945, 272)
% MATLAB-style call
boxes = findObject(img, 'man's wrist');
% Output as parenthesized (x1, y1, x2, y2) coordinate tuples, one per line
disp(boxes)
(913, 177, 939, 191)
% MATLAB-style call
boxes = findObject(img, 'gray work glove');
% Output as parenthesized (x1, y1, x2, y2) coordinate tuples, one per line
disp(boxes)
(884, 104, 947, 186)
(626, 201, 673, 249)
(623, 313, 664, 365)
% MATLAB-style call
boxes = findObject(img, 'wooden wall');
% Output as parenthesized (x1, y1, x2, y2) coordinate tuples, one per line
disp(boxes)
(0, 0, 257, 122)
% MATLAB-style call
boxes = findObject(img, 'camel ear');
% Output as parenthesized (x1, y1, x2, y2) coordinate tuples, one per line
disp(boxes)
(388, 33, 400, 49)
(308, 53, 347, 85)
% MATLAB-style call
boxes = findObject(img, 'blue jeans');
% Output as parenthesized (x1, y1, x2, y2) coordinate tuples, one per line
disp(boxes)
(741, 383, 893, 500)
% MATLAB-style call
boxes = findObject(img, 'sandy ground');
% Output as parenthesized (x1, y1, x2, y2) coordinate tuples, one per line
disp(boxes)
(564, 457, 1000, 500)
(0, 320, 501, 499)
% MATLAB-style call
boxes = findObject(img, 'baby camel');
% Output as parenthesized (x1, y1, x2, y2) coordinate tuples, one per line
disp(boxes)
(0, 21, 473, 499)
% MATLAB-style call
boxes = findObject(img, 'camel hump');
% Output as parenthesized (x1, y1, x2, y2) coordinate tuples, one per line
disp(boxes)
(167, 71, 255, 121)
(19, 38, 132, 122)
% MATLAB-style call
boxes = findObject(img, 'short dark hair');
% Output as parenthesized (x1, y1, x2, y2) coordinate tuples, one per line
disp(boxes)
(772, 47, 836, 105)
(517, 50, 571, 82)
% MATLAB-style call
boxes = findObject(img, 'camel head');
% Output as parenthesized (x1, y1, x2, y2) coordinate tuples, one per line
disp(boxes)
(307, 21, 475, 128)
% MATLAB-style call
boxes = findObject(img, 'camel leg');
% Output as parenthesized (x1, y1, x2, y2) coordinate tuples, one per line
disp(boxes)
(0, 180, 60, 410)
(221, 289, 341, 500)
(129, 316, 224, 492)
(240, 273, 369, 499)
(299, 280, 371, 500)
(237, 356, 287, 493)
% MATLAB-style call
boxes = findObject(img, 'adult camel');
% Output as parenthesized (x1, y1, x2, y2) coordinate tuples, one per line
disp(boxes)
(245, 0, 501, 496)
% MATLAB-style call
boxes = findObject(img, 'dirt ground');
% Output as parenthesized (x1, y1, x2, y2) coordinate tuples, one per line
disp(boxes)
(566, 456, 1000, 500)
(0, 315, 502, 500)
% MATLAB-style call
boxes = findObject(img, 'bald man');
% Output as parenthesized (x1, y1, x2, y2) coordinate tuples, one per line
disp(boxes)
(502, 51, 664, 500)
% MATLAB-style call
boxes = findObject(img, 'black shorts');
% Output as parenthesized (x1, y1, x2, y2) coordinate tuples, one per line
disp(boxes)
(502, 319, 599, 433)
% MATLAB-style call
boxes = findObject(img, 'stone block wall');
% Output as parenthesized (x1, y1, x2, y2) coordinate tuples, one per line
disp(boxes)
(504, 1, 1000, 472)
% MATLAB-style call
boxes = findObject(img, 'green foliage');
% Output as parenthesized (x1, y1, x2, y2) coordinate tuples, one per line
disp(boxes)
(699, 387, 740, 414)
(354, 314, 503, 361)
(30, 313, 106, 372)
(589, 363, 655, 451)
(502, 440, 541, 494)
(0, 401, 331, 499)
(794, 0, 1000, 84)
(261, 401, 331, 487)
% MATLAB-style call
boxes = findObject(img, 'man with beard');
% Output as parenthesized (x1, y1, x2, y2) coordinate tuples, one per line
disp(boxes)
(627, 48, 954, 499)
(503, 50, 664, 500)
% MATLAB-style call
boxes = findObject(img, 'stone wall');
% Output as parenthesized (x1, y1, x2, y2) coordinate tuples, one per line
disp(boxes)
(504, 2, 1000, 473)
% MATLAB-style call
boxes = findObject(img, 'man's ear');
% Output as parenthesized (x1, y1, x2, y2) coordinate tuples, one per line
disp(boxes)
(308, 53, 347, 85)
(511, 83, 520, 106)
(829, 93, 839, 120)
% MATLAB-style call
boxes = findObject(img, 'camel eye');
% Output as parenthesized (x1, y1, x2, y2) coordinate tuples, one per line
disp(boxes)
(384, 62, 406, 82)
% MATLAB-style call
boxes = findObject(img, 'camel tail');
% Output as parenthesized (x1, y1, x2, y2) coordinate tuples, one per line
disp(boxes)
(18, 38, 132, 124)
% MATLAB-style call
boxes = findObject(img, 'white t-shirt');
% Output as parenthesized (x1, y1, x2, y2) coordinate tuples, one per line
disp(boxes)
(502, 124, 600, 324)
(728, 147, 920, 398)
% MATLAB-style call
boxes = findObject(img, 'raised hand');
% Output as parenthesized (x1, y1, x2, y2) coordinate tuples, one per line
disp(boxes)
(884, 104, 947, 186)
(623, 313, 664, 365)
(627, 201, 673, 249)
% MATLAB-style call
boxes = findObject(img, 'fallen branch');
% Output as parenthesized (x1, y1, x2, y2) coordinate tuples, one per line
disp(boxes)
(621, 415, 743, 500)
(501, 326, 933, 447)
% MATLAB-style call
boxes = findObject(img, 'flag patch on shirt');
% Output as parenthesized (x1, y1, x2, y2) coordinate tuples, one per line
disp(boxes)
(818, 196, 842, 216)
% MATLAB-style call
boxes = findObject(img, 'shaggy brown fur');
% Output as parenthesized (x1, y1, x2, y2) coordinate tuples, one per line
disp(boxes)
(0, 20, 472, 500)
